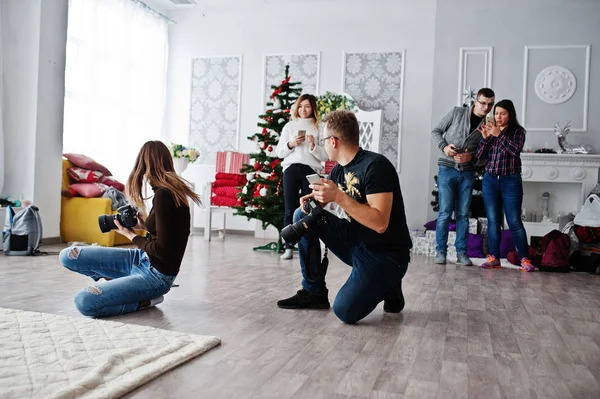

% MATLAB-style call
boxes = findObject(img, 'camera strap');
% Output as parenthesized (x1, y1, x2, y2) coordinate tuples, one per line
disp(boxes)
(305, 218, 329, 283)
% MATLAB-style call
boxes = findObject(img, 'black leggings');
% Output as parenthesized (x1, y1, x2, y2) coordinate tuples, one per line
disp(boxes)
(282, 163, 316, 248)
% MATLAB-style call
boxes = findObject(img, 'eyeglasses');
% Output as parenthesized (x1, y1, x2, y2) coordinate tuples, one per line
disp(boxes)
(476, 98, 495, 108)
(319, 135, 338, 145)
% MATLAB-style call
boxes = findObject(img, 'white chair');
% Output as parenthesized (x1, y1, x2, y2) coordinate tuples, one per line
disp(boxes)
(356, 108, 382, 153)
(203, 182, 237, 241)
(202, 151, 249, 241)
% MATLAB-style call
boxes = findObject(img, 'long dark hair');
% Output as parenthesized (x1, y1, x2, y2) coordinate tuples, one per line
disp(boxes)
(126, 141, 201, 210)
(494, 99, 522, 129)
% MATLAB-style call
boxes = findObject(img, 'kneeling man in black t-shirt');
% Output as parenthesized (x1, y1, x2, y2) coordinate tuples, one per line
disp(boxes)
(277, 110, 413, 324)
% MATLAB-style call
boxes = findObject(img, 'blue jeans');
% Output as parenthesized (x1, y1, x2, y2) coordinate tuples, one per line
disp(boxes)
(482, 173, 529, 259)
(294, 208, 409, 324)
(59, 246, 176, 317)
(436, 165, 475, 254)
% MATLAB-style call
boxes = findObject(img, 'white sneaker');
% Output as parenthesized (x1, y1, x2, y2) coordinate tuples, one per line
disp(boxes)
(280, 249, 293, 260)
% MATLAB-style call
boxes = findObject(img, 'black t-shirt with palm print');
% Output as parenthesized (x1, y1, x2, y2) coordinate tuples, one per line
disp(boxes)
(329, 148, 412, 261)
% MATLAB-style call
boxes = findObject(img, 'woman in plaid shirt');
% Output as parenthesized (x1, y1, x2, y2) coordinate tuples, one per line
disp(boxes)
(476, 100, 534, 272)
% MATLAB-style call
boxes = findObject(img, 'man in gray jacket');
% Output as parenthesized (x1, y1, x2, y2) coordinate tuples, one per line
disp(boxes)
(431, 88, 495, 265)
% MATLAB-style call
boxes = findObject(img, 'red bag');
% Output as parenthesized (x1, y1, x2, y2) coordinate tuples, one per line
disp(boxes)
(574, 225, 600, 243)
(538, 230, 571, 272)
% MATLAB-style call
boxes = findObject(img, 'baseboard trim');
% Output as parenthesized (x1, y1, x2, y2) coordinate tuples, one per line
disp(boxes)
(192, 228, 254, 236)
(42, 236, 62, 245)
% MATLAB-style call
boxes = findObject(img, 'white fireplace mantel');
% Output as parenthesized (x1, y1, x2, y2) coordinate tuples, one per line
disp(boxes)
(521, 153, 600, 202)
(519, 153, 600, 240)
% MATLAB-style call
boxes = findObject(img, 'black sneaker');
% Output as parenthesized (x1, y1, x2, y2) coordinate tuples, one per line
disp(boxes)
(383, 281, 405, 313)
(277, 289, 330, 309)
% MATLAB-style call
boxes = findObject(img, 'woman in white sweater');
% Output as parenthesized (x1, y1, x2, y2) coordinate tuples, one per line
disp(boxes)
(276, 94, 329, 260)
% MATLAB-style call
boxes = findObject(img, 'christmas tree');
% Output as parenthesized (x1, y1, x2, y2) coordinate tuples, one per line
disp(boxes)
(234, 65, 302, 251)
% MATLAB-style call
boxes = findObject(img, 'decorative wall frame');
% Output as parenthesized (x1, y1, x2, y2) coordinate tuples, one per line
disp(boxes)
(522, 45, 591, 132)
(342, 51, 405, 171)
(189, 55, 243, 164)
(457, 47, 493, 106)
(262, 53, 320, 109)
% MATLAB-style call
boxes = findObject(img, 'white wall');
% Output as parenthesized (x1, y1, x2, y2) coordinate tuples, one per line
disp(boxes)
(1, 0, 68, 238)
(165, 0, 437, 233)
(427, 0, 600, 222)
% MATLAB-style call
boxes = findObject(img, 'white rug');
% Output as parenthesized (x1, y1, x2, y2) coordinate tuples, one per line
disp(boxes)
(0, 307, 220, 399)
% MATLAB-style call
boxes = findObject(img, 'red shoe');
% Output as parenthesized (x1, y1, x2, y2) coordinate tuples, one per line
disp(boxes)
(481, 254, 501, 269)
(521, 258, 535, 272)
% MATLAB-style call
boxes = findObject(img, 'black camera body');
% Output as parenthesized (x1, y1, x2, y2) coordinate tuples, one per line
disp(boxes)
(281, 199, 325, 245)
(98, 205, 138, 233)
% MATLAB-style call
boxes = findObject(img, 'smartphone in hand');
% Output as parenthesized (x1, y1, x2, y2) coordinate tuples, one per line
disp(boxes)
(298, 130, 306, 137)
(306, 173, 322, 185)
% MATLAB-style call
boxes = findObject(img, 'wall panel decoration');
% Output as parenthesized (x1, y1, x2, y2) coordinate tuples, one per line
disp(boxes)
(343, 51, 405, 170)
(522, 45, 590, 132)
(263, 53, 320, 107)
(189, 55, 242, 164)
(457, 47, 493, 106)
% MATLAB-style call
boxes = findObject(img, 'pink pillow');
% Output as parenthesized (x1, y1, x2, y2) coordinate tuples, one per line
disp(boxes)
(70, 183, 109, 198)
(67, 167, 103, 183)
(99, 176, 125, 191)
(63, 153, 112, 176)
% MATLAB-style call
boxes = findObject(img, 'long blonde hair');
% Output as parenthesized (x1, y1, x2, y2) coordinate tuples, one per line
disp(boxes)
(126, 141, 201, 210)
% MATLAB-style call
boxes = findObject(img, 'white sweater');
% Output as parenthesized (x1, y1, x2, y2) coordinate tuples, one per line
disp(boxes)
(275, 118, 329, 171)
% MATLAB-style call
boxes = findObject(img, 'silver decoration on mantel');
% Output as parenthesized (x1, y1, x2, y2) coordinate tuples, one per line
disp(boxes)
(555, 121, 595, 154)
(462, 86, 476, 107)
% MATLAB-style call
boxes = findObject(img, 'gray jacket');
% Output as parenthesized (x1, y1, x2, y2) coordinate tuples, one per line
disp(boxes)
(431, 105, 484, 171)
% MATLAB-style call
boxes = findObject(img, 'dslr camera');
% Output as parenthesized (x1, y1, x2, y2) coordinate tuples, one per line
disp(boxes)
(98, 205, 138, 233)
(281, 198, 326, 245)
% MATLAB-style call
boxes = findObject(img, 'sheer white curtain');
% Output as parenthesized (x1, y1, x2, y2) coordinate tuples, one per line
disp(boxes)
(0, 4, 4, 195)
(63, 0, 168, 181)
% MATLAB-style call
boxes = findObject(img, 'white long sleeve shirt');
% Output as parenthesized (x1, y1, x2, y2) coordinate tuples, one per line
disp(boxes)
(275, 118, 329, 171)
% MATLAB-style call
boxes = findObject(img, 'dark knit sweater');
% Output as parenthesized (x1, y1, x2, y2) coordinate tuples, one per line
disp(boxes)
(132, 187, 190, 276)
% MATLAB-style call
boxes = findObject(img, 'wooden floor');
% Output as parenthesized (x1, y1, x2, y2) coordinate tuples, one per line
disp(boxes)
(2, 234, 600, 399)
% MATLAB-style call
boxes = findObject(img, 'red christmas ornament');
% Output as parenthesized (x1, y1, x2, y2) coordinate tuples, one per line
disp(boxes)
(261, 143, 267, 150)
(267, 145, 273, 152)
(270, 171, 277, 178)
(253, 162, 263, 171)
(284, 108, 290, 113)
(262, 128, 267, 134)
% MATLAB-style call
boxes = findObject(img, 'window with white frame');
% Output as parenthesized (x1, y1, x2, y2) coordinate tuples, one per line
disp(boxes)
(63, 0, 169, 181)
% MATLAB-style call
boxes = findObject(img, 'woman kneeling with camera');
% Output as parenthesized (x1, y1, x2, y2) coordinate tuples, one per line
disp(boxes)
(59, 141, 200, 317)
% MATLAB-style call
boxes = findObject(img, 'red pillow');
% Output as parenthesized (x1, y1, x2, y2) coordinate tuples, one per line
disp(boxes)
(67, 167, 103, 183)
(212, 179, 240, 187)
(99, 176, 125, 191)
(70, 183, 109, 198)
(212, 186, 239, 199)
(63, 153, 112, 176)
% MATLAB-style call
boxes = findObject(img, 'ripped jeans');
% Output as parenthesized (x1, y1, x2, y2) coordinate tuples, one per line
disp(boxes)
(59, 246, 176, 318)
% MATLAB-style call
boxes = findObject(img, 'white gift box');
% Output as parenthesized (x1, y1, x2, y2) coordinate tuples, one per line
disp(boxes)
(412, 236, 430, 255)
(469, 218, 478, 234)
(426, 230, 456, 245)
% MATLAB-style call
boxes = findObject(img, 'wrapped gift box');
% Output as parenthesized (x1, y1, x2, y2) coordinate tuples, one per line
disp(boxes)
(412, 236, 430, 255)
(469, 218, 478, 234)
(216, 151, 250, 174)
(426, 230, 456, 245)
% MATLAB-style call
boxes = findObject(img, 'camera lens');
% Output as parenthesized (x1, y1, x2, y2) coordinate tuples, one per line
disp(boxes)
(98, 214, 118, 233)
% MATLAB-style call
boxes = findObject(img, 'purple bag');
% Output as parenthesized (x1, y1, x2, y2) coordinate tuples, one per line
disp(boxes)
(500, 230, 515, 258)
(466, 234, 484, 258)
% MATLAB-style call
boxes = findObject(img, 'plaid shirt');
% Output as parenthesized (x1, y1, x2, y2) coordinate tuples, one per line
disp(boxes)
(476, 126, 526, 176)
